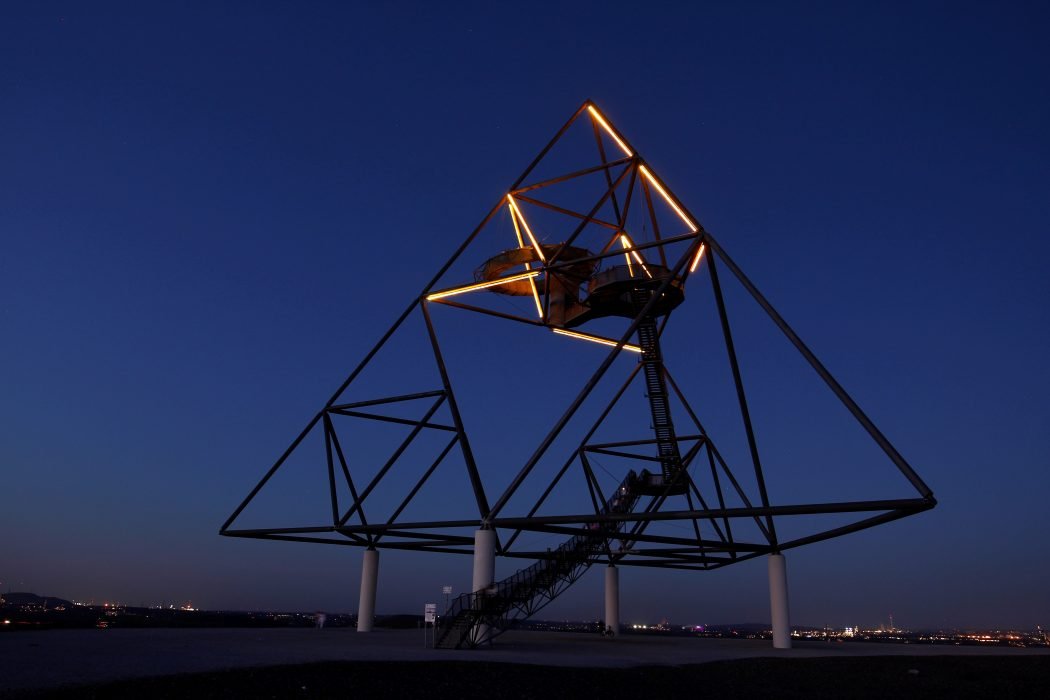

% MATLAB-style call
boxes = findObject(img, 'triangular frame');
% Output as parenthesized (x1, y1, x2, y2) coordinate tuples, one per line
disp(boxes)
(221, 100, 936, 572)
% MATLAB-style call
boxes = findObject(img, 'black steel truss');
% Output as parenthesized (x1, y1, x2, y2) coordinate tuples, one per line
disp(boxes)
(221, 99, 935, 586)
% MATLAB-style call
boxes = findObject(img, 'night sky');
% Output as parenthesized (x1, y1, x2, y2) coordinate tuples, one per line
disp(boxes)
(2, 2, 1048, 630)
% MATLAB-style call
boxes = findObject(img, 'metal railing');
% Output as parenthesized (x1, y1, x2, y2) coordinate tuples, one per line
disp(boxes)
(436, 470, 642, 648)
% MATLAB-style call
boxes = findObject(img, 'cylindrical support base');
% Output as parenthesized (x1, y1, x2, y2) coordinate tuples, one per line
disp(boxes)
(357, 548, 379, 632)
(604, 565, 619, 637)
(768, 553, 791, 649)
(472, 529, 497, 592)
(471, 528, 497, 645)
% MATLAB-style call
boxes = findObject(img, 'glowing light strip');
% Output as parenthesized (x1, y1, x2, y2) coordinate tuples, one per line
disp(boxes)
(426, 271, 542, 301)
(639, 164, 698, 232)
(689, 242, 707, 273)
(552, 328, 642, 353)
(619, 234, 652, 278)
(509, 200, 545, 319)
(632, 249, 652, 278)
(506, 195, 545, 262)
(528, 283, 544, 318)
(620, 234, 634, 275)
(509, 202, 526, 249)
(587, 105, 633, 157)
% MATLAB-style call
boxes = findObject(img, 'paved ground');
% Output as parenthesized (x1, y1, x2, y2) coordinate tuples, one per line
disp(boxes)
(1, 628, 1047, 693)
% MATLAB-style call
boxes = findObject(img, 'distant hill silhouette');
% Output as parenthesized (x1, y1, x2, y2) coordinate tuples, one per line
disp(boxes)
(1, 592, 74, 608)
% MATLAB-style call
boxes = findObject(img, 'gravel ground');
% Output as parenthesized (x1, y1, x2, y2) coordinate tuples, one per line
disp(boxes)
(2, 628, 1048, 697)
(5, 657, 1050, 699)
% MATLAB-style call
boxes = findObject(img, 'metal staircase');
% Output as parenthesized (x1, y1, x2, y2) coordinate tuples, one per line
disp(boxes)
(435, 280, 686, 649)
(435, 471, 643, 649)
(631, 287, 686, 493)
(636, 316, 681, 482)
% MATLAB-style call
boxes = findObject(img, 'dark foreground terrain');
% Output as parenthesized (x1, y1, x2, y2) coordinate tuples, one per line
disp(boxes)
(5, 656, 1050, 700)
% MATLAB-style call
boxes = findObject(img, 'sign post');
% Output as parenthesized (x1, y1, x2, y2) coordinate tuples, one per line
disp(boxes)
(424, 602, 437, 648)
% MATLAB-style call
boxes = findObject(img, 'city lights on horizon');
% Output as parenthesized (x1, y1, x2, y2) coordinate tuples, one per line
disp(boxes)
(4, 590, 1045, 641)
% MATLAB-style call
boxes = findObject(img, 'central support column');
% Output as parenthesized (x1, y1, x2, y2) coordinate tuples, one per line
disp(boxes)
(356, 547, 379, 632)
(768, 553, 791, 648)
(471, 528, 497, 645)
(604, 565, 619, 637)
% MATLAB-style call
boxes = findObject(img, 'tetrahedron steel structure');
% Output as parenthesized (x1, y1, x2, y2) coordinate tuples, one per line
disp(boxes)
(221, 101, 935, 634)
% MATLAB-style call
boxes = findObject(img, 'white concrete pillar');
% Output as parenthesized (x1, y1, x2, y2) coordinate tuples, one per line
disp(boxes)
(604, 565, 619, 637)
(471, 528, 497, 644)
(356, 547, 379, 632)
(472, 529, 497, 592)
(768, 553, 791, 649)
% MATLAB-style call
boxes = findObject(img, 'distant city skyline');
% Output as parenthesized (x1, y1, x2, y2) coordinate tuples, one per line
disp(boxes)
(2, 2, 1048, 631)
(4, 588, 1046, 638)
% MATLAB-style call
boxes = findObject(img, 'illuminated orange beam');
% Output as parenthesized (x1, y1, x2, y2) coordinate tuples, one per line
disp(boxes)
(619, 234, 652, 278)
(689, 242, 706, 273)
(509, 201, 526, 249)
(552, 328, 642, 353)
(587, 105, 633, 157)
(426, 271, 541, 301)
(638, 164, 698, 233)
(619, 234, 634, 274)
(508, 200, 544, 319)
(506, 195, 545, 262)
(630, 248, 652, 278)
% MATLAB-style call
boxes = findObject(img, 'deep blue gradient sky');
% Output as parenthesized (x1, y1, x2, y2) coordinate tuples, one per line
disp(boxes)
(2, 2, 1048, 629)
